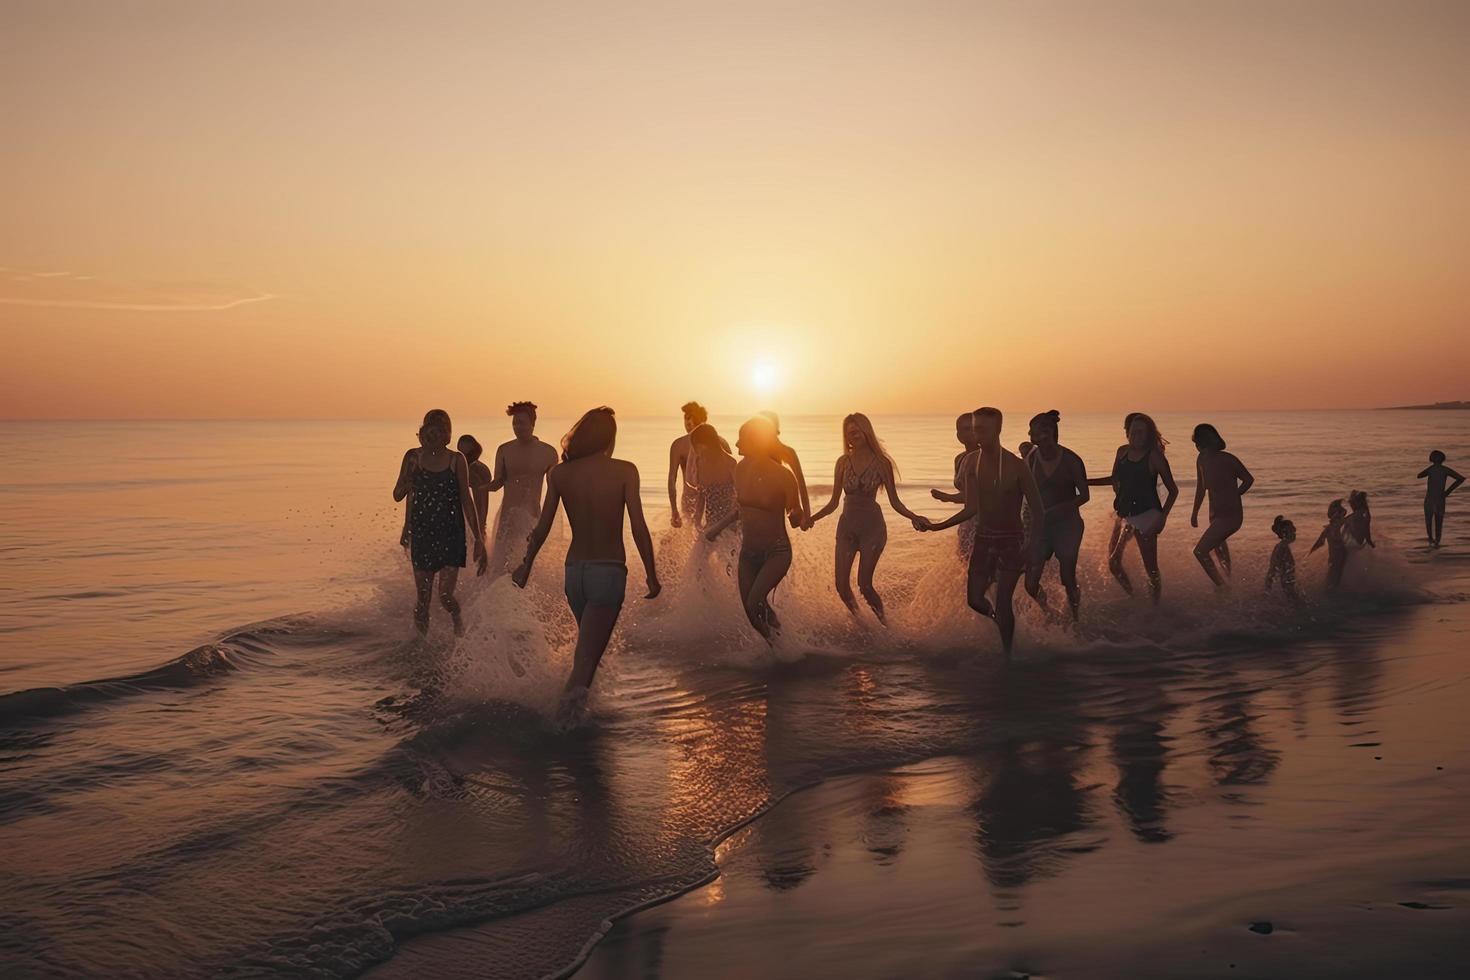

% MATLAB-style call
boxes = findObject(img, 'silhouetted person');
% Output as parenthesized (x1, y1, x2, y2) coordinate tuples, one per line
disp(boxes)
(1308, 499, 1349, 591)
(1265, 515, 1301, 604)
(1419, 450, 1464, 546)
(513, 407, 660, 725)
(686, 422, 737, 529)
(1103, 413, 1178, 603)
(920, 408, 1044, 657)
(1189, 423, 1254, 588)
(931, 411, 979, 560)
(486, 401, 559, 576)
(392, 409, 487, 634)
(705, 417, 800, 640)
(1022, 410, 1090, 619)
(760, 411, 813, 529)
(668, 401, 727, 528)
(1345, 490, 1375, 553)
(457, 434, 492, 539)
(808, 413, 925, 624)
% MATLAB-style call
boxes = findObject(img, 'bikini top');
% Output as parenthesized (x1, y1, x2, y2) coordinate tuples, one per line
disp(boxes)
(844, 455, 884, 498)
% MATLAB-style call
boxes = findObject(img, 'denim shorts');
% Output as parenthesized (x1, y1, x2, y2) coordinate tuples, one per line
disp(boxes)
(564, 561, 627, 621)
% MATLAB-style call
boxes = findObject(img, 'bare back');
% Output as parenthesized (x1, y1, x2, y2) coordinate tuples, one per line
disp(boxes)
(551, 456, 638, 564)
(1198, 450, 1247, 518)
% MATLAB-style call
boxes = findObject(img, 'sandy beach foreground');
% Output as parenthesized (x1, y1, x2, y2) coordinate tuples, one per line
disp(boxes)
(372, 585, 1470, 980)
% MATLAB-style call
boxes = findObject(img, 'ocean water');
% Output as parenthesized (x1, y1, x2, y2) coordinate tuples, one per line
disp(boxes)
(1, 412, 1468, 978)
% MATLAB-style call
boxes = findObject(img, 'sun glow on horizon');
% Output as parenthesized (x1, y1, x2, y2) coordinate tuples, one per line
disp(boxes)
(750, 360, 781, 397)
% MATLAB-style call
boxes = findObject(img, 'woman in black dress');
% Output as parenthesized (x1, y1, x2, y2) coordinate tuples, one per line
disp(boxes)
(393, 409, 488, 634)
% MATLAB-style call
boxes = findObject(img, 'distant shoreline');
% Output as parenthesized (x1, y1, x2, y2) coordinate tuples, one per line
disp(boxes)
(1379, 401, 1470, 411)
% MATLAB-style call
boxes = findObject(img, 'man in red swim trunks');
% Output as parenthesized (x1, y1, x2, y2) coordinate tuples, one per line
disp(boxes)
(921, 407, 1044, 658)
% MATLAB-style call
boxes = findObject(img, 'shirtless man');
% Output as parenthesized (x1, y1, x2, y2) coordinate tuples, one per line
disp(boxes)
(486, 401, 560, 576)
(668, 401, 724, 528)
(513, 407, 660, 725)
(706, 417, 801, 640)
(1189, 423, 1254, 588)
(920, 407, 1044, 657)
(930, 411, 980, 559)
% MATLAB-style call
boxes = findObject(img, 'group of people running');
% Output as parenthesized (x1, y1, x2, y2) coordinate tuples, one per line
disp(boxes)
(393, 403, 1461, 725)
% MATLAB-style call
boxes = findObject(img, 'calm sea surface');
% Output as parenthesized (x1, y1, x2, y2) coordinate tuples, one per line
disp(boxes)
(1, 412, 1468, 978)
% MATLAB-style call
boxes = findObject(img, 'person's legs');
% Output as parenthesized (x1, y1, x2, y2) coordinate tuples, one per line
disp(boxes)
(746, 548, 793, 639)
(1023, 528, 1051, 608)
(1108, 519, 1135, 595)
(994, 567, 1023, 656)
(856, 519, 888, 623)
(1194, 515, 1241, 588)
(1425, 499, 1436, 544)
(1435, 501, 1445, 545)
(412, 568, 435, 633)
(437, 567, 464, 634)
(833, 521, 860, 613)
(563, 563, 627, 693)
(967, 543, 999, 619)
(1137, 532, 1162, 603)
(1214, 539, 1232, 578)
(1054, 518, 1084, 619)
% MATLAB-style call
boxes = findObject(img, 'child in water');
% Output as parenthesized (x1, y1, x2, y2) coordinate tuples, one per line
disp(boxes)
(1265, 515, 1300, 603)
(1308, 499, 1349, 591)
(1418, 451, 1464, 547)
(1345, 490, 1375, 551)
(457, 435, 493, 540)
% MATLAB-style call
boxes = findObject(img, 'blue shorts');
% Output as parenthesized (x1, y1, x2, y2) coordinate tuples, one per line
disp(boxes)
(564, 561, 627, 621)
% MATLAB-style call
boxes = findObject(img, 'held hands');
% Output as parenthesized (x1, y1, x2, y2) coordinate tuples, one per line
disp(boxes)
(912, 516, 934, 531)
(929, 489, 947, 502)
(510, 559, 531, 588)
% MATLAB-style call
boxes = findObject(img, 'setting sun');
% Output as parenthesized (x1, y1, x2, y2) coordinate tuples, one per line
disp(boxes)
(750, 360, 781, 396)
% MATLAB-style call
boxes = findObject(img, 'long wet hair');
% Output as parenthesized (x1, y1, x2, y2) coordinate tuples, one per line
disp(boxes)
(842, 412, 898, 479)
(1124, 412, 1168, 455)
(562, 407, 616, 462)
(689, 422, 728, 456)
(1191, 423, 1226, 452)
(1348, 490, 1370, 515)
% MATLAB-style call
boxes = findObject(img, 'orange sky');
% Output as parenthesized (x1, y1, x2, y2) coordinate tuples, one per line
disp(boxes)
(4, 1, 1468, 419)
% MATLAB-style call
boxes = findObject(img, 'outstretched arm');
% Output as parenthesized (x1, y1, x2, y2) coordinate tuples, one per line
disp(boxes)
(704, 507, 739, 541)
(512, 472, 561, 587)
(785, 445, 812, 526)
(809, 458, 845, 524)
(1086, 447, 1124, 487)
(882, 461, 922, 523)
(1417, 467, 1431, 479)
(928, 456, 979, 532)
(625, 467, 661, 597)
(1308, 526, 1330, 556)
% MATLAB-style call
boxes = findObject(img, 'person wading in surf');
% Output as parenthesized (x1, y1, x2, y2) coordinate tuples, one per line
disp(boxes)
(513, 407, 660, 727)
(920, 407, 1045, 657)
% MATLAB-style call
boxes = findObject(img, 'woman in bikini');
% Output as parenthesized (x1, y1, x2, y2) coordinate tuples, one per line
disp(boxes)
(686, 422, 738, 530)
(1022, 410, 1090, 619)
(808, 413, 926, 624)
(706, 416, 800, 640)
(1103, 413, 1178, 603)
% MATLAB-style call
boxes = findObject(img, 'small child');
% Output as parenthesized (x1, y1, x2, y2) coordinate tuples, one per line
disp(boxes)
(1418, 450, 1465, 547)
(1265, 515, 1300, 603)
(1345, 490, 1375, 551)
(457, 435, 493, 539)
(1309, 499, 1349, 591)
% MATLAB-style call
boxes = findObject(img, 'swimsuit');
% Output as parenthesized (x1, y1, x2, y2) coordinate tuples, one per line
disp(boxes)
(701, 481, 737, 529)
(837, 456, 887, 553)
(408, 464, 466, 572)
(970, 530, 1027, 581)
(739, 537, 792, 585)
(564, 560, 627, 621)
(1028, 449, 1085, 564)
(1113, 452, 1163, 535)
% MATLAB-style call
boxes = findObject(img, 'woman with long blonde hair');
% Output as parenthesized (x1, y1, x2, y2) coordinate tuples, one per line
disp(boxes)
(809, 413, 925, 624)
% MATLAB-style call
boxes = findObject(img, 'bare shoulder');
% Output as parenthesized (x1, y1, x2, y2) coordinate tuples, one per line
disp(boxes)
(537, 439, 559, 460)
